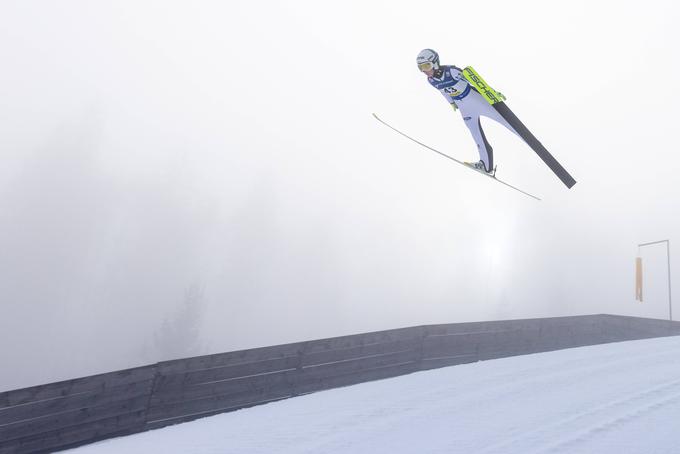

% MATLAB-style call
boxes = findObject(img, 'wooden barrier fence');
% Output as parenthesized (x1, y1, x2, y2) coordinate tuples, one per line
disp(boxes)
(1, 314, 679, 453)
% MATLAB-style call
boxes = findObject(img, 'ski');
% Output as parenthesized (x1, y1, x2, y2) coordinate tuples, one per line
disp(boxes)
(492, 102, 577, 189)
(461, 67, 576, 188)
(462, 66, 506, 105)
(372, 113, 541, 201)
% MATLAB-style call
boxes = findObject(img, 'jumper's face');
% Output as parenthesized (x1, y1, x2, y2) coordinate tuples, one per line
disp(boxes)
(418, 61, 435, 77)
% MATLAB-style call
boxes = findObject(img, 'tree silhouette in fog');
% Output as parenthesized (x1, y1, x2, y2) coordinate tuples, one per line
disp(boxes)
(154, 284, 205, 360)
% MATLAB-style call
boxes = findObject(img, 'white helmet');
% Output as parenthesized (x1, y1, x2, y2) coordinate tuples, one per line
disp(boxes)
(416, 49, 439, 72)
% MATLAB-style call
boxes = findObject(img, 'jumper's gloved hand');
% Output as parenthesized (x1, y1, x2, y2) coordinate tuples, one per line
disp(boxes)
(450, 102, 458, 111)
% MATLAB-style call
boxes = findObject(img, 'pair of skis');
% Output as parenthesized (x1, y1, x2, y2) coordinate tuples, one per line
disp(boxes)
(375, 67, 576, 201)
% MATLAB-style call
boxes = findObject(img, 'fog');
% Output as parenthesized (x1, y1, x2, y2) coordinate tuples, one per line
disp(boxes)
(1, 0, 678, 391)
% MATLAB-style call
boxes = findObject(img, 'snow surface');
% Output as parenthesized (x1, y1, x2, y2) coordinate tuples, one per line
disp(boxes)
(71, 336, 680, 454)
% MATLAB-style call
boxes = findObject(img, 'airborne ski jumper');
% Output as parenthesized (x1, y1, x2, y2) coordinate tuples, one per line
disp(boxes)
(416, 49, 576, 188)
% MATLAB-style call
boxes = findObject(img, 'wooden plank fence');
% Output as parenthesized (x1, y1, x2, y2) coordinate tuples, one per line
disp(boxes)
(1, 314, 679, 453)
(0, 366, 156, 454)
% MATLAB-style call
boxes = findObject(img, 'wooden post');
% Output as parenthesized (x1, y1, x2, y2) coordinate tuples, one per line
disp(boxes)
(635, 257, 643, 302)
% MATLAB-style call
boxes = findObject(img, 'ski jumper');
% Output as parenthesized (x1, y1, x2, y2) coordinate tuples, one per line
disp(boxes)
(427, 65, 519, 172)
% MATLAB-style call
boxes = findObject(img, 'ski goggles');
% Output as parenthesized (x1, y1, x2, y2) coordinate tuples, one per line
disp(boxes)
(418, 61, 435, 72)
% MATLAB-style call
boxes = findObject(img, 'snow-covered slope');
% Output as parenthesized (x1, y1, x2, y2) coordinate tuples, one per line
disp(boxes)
(70, 336, 680, 454)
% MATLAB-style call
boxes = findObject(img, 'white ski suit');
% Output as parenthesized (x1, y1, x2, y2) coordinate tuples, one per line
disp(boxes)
(427, 65, 518, 172)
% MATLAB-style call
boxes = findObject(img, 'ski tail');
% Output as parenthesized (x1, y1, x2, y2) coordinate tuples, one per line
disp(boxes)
(462, 66, 506, 105)
(493, 102, 577, 189)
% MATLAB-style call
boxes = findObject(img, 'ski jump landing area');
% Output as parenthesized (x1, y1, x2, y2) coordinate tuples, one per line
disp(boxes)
(1, 315, 679, 453)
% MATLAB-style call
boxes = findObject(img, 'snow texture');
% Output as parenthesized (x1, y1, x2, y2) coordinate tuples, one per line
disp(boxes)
(70, 336, 680, 454)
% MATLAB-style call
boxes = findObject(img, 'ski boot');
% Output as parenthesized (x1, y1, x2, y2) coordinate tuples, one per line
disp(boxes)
(465, 160, 496, 176)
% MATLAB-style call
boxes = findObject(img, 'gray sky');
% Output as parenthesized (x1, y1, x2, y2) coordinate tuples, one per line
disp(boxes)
(1, 0, 679, 391)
